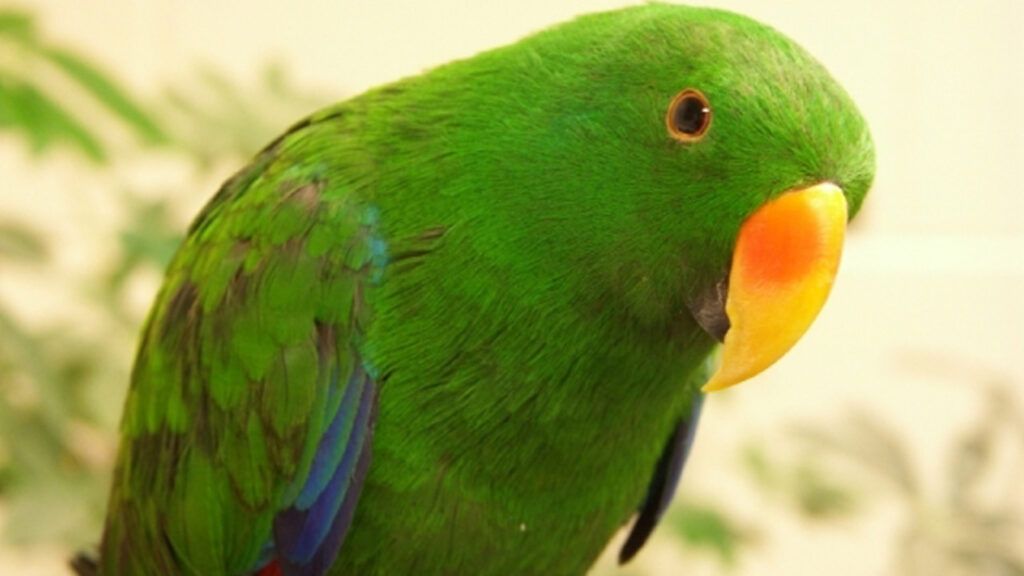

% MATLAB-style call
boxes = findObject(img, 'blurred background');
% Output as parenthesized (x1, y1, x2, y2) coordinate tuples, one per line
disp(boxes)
(1, 1, 1022, 574)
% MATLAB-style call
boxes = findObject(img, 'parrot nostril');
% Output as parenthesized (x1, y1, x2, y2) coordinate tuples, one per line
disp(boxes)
(685, 275, 730, 342)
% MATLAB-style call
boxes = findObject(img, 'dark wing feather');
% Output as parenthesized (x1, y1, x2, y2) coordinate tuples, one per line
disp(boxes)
(619, 394, 704, 563)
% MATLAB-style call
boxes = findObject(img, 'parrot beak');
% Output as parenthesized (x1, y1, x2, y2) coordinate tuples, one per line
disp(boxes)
(701, 182, 848, 392)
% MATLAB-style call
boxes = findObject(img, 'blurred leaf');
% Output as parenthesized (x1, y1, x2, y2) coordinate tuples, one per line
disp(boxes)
(119, 195, 181, 265)
(197, 65, 254, 115)
(790, 459, 859, 520)
(103, 195, 182, 312)
(791, 410, 918, 496)
(741, 442, 859, 521)
(0, 6, 332, 555)
(0, 220, 48, 263)
(161, 62, 329, 164)
(263, 61, 293, 97)
(948, 422, 995, 511)
(762, 385, 1024, 576)
(1, 8, 166, 160)
(666, 501, 753, 566)
(41, 47, 168, 145)
(1, 467, 106, 547)
(0, 306, 118, 545)
(0, 310, 63, 427)
(0, 10, 35, 44)
(740, 443, 778, 490)
(0, 72, 105, 160)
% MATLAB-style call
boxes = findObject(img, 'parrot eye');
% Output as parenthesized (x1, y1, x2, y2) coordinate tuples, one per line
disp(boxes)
(666, 89, 712, 142)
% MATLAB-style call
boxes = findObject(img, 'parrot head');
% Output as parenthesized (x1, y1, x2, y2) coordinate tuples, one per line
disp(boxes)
(452, 4, 875, 391)
(619, 9, 876, 392)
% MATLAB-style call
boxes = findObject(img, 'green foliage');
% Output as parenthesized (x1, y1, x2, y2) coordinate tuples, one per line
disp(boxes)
(752, 383, 1024, 575)
(897, 384, 1024, 575)
(0, 9, 167, 547)
(789, 409, 919, 497)
(99, 194, 186, 327)
(0, 7, 330, 551)
(0, 73, 105, 160)
(666, 500, 756, 567)
(0, 9, 167, 160)
(160, 62, 329, 166)
(0, 220, 47, 262)
(40, 47, 167, 145)
(0, 296, 116, 546)
(742, 442, 860, 521)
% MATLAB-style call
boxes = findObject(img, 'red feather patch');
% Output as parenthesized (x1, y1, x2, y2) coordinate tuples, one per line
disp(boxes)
(257, 560, 283, 576)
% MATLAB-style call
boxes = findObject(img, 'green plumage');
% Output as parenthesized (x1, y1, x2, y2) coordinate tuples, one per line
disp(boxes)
(91, 5, 874, 576)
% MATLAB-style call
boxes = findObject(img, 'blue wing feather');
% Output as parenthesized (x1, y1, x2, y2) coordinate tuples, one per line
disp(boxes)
(294, 367, 366, 510)
(269, 364, 377, 574)
(296, 408, 376, 576)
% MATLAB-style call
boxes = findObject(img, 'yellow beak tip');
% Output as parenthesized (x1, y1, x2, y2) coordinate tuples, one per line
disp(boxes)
(699, 366, 748, 393)
(700, 380, 727, 393)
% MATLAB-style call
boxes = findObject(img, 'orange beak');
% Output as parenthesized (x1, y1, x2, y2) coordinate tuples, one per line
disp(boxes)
(703, 182, 848, 392)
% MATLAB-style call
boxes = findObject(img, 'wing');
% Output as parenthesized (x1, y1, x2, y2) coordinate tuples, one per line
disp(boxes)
(100, 116, 384, 576)
(619, 393, 704, 563)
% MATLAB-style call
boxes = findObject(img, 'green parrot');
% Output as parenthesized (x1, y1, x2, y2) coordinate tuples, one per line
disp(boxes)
(76, 4, 874, 575)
